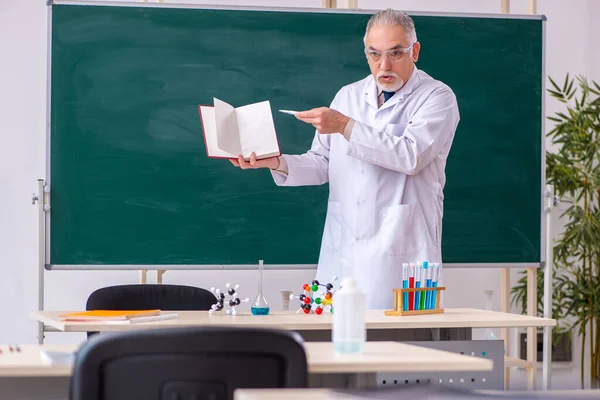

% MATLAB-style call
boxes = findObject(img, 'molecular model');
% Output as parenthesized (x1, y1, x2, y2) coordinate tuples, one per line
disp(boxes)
(290, 276, 338, 315)
(209, 283, 249, 316)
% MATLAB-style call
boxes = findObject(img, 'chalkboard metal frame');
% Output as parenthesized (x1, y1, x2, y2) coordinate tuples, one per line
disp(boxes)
(42, 1, 547, 271)
(47, 0, 547, 20)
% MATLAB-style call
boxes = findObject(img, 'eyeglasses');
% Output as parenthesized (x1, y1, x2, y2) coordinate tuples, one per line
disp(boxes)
(364, 43, 416, 64)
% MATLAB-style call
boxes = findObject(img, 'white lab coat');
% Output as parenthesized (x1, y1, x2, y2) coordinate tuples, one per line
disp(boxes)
(271, 67, 460, 309)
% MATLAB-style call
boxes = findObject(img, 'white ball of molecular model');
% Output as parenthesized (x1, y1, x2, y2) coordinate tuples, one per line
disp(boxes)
(209, 283, 249, 316)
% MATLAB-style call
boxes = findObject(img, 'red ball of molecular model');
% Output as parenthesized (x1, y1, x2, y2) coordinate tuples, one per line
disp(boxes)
(290, 276, 338, 315)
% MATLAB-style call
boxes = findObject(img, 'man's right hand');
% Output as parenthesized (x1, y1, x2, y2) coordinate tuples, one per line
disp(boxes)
(229, 152, 280, 170)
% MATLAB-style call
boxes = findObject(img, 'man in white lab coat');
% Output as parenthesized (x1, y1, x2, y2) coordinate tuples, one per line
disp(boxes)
(231, 9, 460, 309)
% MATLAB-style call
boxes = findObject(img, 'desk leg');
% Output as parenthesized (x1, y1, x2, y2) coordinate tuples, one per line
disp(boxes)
(501, 267, 510, 390)
(139, 269, 148, 284)
(526, 267, 538, 390)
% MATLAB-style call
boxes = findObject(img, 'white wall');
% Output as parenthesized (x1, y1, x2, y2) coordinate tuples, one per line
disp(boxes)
(1, 0, 598, 390)
(0, 0, 50, 347)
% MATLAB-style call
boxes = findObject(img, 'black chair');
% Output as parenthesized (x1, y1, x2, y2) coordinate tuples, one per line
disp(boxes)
(86, 284, 216, 337)
(70, 327, 308, 400)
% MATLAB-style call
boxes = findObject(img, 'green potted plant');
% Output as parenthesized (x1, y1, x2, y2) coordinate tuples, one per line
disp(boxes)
(512, 74, 600, 388)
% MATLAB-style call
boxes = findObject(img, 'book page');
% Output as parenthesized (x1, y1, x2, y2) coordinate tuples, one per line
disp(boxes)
(235, 100, 280, 159)
(102, 313, 179, 324)
(214, 97, 241, 156)
(199, 106, 237, 158)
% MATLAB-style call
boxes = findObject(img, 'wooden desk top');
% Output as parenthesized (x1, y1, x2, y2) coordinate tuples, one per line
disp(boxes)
(236, 389, 334, 400)
(0, 344, 77, 377)
(31, 308, 555, 333)
(305, 342, 492, 373)
(0, 341, 491, 378)
(235, 388, 600, 400)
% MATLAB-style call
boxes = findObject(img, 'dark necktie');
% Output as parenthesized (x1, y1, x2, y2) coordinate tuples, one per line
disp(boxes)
(383, 91, 395, 102)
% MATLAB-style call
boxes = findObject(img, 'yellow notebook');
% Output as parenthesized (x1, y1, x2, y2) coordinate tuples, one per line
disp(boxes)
(59, 310, 161, 321)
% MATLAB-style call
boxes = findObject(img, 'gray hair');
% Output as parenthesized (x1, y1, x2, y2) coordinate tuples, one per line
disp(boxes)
(363, 9, 417, 45)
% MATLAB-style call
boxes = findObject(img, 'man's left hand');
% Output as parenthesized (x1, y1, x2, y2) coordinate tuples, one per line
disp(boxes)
(295, 107, 350, 134)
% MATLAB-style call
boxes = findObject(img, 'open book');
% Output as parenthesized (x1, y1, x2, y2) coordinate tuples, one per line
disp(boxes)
(199, 98, 281, 160)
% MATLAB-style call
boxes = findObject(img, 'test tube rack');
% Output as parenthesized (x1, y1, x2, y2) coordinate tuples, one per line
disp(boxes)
(384, 286, 446, 316)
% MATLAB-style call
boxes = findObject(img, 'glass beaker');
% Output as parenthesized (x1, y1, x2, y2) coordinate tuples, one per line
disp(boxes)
(251, 260, 270, 315)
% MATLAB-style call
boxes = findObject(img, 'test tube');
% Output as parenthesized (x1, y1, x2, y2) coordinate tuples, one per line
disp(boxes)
(402, 263, 409, 311)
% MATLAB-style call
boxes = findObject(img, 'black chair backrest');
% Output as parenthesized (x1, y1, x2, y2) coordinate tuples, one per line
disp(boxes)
(86, 284, 216, 337)
(70, 327, 308, 400)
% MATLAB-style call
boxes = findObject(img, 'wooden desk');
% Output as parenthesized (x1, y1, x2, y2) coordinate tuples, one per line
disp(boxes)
(0, 344, 76, 400)
(0, 341, 491, 399)
(237, 389, 334, 400)
(31, 308, 555, 333)
(30, 308, 552, 391)
(235, 388, 600, 400)
(307, 342, 492, 374)
(0, 344, 76, 377)
(0, 341, 491, 378)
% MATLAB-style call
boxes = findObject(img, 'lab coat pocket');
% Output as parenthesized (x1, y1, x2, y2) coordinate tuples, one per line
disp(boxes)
(380, 203, 426, 256)
(323, 201, 342, 250)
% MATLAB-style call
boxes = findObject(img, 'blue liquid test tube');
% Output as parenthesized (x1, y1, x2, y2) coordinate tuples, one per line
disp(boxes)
(414, 262, 422, 310)
(423, 261, 431, 309)
(402, 263, 409, 311)
(421, 261, 430, 310)
(431, 263, 440, 309)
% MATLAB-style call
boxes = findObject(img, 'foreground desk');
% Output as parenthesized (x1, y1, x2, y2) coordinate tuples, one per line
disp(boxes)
(0, 344, 76, 378)
(0, 344, 76, 400)
(0, 342, 492, 399)
(235, 388, 600, 400)
(0, 342, 492, 377)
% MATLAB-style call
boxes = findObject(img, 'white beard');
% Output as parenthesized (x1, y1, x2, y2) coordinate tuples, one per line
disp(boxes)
(375, 71, 405, 93)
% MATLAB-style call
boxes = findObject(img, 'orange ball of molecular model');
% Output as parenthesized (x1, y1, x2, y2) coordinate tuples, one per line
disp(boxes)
(290, 276, 338, 315)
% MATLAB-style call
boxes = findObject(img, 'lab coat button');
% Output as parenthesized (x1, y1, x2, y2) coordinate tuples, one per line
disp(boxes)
(356, 201, 360, 205)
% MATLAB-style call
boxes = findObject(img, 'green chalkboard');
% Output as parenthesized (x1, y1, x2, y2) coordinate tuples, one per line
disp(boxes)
(49, 3, 543, 266)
